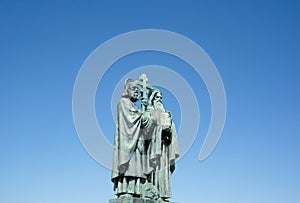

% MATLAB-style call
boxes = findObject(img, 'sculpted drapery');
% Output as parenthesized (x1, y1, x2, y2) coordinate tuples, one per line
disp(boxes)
(111, 78, 179, 201)
(146, 89, 180, 200)
(111, 79, 149, 197)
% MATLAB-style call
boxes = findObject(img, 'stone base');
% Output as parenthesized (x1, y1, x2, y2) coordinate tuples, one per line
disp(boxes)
(109, 197, 177, 203)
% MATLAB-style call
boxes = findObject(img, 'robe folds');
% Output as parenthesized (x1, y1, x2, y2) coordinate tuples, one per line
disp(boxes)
(111, 96, 179, 198)
(111, 96, 148, 195)
(147, 108, 180, 199)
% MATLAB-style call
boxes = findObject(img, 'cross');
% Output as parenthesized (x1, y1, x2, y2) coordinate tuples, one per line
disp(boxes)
(136, 74, 153, 112)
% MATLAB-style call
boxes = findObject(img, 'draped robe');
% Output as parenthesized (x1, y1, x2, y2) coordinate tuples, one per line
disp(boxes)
(147, 105, 180, 199)
(111, 96, 148, 195)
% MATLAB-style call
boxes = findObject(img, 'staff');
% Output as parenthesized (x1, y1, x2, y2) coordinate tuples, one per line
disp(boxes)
(136, 74, 153, 112)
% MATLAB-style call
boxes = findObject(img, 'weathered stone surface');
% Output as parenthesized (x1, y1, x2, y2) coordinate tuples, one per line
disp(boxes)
(109, 197, 177, 203)
(110, 75, 179, 202)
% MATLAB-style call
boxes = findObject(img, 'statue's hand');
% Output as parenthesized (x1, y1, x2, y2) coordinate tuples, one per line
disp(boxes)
(141, 98, 148, 108)
(162, 125, 171, 131)
(142, 112, 150, 122)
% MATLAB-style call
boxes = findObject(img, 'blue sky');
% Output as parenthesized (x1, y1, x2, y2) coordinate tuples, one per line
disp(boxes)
(1, 0, 299, 203)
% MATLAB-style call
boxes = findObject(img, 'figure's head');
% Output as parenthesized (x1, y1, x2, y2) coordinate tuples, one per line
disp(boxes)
(122, 78, 139, 102)
(148, 88, 163, 107)
(153, 91, 162, 106)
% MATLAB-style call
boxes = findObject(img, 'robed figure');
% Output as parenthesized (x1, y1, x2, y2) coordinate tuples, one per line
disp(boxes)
(111, 76, 179, 202)
(111, 78, 150, 198)
(146, 88, 180, 201)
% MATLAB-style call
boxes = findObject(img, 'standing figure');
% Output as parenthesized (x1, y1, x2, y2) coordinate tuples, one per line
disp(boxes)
(111, 78, 150, 199)
(146, 88, 180, 201)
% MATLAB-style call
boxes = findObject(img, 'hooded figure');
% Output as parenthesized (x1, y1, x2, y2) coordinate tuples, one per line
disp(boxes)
(146, 88, 180, 201)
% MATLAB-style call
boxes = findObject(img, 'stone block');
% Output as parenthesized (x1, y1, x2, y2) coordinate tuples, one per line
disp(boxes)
(109, 197, 177, 203)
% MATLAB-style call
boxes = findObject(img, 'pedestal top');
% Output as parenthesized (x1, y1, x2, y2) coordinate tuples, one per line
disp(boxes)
(109, 197, 178, 203)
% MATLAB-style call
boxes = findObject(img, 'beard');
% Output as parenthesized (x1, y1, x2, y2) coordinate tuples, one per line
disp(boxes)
(153, 101, 165, 112)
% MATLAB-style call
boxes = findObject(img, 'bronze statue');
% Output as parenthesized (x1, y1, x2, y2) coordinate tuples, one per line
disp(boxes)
(111, 75, 179, 203)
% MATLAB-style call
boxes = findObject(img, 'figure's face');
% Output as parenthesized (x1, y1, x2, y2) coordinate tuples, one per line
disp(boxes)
(127, 82, 139, 102)
(153, 92, 162, 106)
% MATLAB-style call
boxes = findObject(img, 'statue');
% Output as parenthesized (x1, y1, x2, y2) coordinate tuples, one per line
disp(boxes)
(146, 88, 179, 201)
(110, 75, 179, 203)
(111, 78, 149, 198)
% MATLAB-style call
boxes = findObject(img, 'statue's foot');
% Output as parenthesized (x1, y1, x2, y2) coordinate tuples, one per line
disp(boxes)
(119, 193, 133, 200)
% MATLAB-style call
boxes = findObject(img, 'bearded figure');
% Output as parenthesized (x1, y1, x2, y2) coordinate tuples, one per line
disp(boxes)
(146, 88, 180, 201)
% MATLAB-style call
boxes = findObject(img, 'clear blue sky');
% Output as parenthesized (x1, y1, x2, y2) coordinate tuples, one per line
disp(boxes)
(1, 0, 299, 203)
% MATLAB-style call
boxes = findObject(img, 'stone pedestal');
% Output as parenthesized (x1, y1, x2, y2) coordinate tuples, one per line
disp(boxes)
(109, 197, 177, 203)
